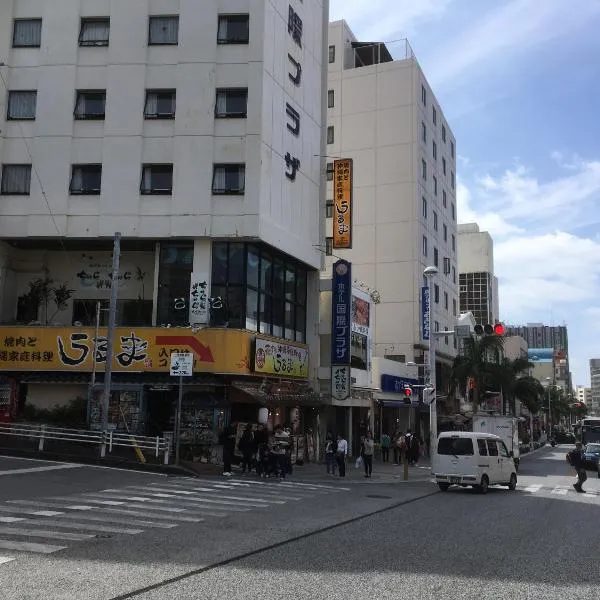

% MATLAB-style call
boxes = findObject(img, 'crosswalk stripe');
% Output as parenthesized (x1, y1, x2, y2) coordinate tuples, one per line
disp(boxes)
(45, 513, 174, 530)
(160, 482, 305, 501)
(551, 487, 569, 495)
(82, 507, 203, 523)
(0, 517, 26, 523)
(524, 485, 543, 493)
(50, 497, 187, 514)
(124, 487, 258, 510)
(21, 519, 143, 535)
(0, 526, 94, 542)
(0, 556, 15, 565)
(0, 540, 66, 554)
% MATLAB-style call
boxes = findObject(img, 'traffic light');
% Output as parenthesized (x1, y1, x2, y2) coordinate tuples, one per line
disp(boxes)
(403, 386, 412, 405)
(474, 323, 505, 336)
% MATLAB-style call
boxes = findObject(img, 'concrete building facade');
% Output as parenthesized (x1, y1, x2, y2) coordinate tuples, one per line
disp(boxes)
(0, 0, 329, 442)
(589, 359, 600, 416)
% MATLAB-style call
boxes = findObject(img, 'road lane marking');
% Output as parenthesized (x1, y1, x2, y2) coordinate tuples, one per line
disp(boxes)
(0, 540, 67, 554)
(22, 519, 143, 535)
(0, 556, 15, 565)
(0, 526, 94, 542)
(0, 517, 26, 523)
(551, 487, 569, 495)
(0, 464, 82, 477)
(524, 484, 543, 493)
(31, 510, 64, 517)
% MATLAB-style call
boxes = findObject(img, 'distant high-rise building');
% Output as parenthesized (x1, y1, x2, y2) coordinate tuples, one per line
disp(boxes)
(589, 360, 600, 416)
(457, 223, 499, 326)
(576, 385, 592, 407)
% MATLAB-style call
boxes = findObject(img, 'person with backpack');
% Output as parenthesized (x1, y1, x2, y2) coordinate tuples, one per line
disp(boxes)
(567, 441, 587, 493)
(238, 424, 256, 474)
(324, 431, 337, 475)
(380, 431, 391, 462)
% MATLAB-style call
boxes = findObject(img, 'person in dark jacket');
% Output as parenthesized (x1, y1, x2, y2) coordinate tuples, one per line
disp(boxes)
(238, 424, 256, 474)
(220, 423, 236, 477)
(567, 441, 587, 493)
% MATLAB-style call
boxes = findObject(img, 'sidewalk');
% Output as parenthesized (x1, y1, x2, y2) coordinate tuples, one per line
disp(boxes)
(285, 457, 432, 484)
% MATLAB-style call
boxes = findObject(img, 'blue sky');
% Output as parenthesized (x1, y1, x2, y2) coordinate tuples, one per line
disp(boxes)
(329, 0, 600, 387)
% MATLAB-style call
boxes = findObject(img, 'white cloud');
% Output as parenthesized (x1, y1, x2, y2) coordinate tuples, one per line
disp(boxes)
(427, 0, 600, 88)
(328, 0, 453, 40)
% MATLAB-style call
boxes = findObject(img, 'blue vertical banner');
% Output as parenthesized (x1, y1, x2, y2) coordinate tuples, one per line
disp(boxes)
(421, 285, 431, 341)
(331, 259, 352, 365)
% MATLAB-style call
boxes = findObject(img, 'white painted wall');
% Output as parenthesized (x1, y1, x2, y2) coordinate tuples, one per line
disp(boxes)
(0, 0, 327, 269)
(457, 223, 495, 274)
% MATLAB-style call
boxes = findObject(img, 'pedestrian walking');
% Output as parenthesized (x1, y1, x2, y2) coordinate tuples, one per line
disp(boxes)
(410, 433, 421, 467)
(380, 431, 391, 462)
(238, 424, 256, 474)
(362, 431, 374, 478)
(324, 431, 337, 475)
(220, 423, 236, 476)
(567, 441, 587, 493)
(336, 433, 348, 477)
(393, 430, 403, 464)
(405, 429, 414, 465)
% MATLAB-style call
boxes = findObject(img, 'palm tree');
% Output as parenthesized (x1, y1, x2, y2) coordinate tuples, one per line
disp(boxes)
(491, 357, 535, 415)
(514, 376, 545, 416)
(449, 335, 505, 412)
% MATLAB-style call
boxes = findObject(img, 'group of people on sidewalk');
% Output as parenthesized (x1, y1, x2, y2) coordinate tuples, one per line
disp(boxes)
(324, 429, 424, 478)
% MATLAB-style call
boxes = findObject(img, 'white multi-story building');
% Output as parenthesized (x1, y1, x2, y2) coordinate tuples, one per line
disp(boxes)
(320, 20, 458, 442)
(457, 223, 499, 326)
(576, 385, 591, 407)
(0, 1, 328, 437)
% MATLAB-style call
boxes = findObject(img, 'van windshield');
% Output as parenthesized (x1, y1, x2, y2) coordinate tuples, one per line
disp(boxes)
(438, 437, 474, 456)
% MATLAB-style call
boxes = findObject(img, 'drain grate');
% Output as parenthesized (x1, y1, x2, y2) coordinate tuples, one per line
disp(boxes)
(365, 494, 392, 499)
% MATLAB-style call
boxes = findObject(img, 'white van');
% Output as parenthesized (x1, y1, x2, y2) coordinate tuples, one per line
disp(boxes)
(432, 432, 517, 494)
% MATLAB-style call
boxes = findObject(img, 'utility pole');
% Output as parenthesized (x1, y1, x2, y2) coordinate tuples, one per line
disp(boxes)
(102, 232, 121, 432)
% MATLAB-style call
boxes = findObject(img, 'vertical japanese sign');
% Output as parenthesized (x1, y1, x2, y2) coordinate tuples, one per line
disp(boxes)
(333, 159, 353, 249)
(284, 3, 303, 182)
(331, 365, 351, 401)
(189, 273, 209, 325)
(421, 286, 431, 341)
(331, 259, 352, 365)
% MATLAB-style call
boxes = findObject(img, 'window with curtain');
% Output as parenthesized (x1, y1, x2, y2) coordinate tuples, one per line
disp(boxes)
(217, 15, 250, 44)
(326, 202, 333, 218)
(148, 16, 179, 45)
(215, 89, 248, 118)
(1, 165, 32, 195)
(79, 18, 110, 46)
(74, 91, 106, 119)
(69, 165, 102, 195)
(327, 126, 334, 144)
(7, 91, 37, 120)
(212, 164, 245, 194)
(328, 90, 334, 108)
(144, 90, 176, 118)
(13, 19, 42, 48)
(326, 162, 334, 181)
(140, 165, 173, 194)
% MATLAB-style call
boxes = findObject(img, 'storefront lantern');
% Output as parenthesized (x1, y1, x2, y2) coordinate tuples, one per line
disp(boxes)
(258, 407, 269, 425)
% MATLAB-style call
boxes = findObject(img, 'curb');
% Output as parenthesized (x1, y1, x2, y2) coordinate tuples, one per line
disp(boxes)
(520, 443, 548, 460)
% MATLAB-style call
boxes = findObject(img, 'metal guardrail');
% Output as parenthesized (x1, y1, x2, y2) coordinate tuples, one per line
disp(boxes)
(0, 423, 170, 464)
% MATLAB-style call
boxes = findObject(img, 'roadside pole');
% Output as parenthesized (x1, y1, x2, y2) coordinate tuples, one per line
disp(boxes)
(170, 352, 193, 465)
(175, 373, 183, 464)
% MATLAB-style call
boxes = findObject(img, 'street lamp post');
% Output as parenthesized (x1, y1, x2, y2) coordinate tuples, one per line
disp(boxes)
(424, 265, 438, 457)
(545, 377, 552, 440)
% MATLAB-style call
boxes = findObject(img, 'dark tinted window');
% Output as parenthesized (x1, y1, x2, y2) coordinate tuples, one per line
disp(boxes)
(437, 437, 474, 456)
(487, 440, 499, 456)
(477, 439, 488, 456)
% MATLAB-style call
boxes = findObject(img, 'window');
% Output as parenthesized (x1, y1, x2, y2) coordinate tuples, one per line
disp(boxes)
(215, 88, 247, 118)
(432, 106, 437, 125)
(451, 170, 455, 190)
(435, 321, 440, 332)
(141, 164, 173, 195)
(1, 165, 31, 195)
(442, 124, 446, 143)
(70, 164, 102, 195)
(7, 91, 37, 120)
(326, 201, 333, 218)
(443, 257, 451, 275)
(477, 439, 488, 456)
(451, 140, 455, 158)
(433, 176, 437, 196)
(421, 84, 426, 106)
(451, 203, 456, 221)
(13, 19, 42, 48)
(422, 196, 427, 219)
(79, 18, 110, 46)
(325, 237, 333, 255)
(148, 16, 179, 45)
(327, 126, 334, 144)
(453, 298, 457, 316)
(74, 91, 106, 120)
(421, 158, 427, 180)
(144, 90, 176, 119)
(487, 440, 499, 456)
(444, 291, 449, 310)
(432, 141, 437, 161)
(324, 88, 335, 108)
(438, 437, 474, 456)
(442, 157, 447, 176)
(326, 162, 334, 181)
(442, 189, 447, 208)
(421, 121, 426, 143)
(452, 234, 456, 252)
(433, 211, 438, 231)
(328, 45, 336, 63)
(72, 299, 152, 327)
(422, 235, 428, 256)
(217, 14, 249, 44)
(434, 247, 439, 268)
(212, 164, 245, 195)
(452, 266, 456, 283)
(443, 223, 447, 242)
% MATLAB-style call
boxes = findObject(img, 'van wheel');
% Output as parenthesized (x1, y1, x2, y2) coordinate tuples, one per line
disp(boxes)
(477, 475, 489, 494)
(438, 482, 450, 492)
(508, 473, 517, 491)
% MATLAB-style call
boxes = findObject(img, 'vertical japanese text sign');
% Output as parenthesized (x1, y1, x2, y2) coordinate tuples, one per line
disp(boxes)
(189, 273, 209, 325)
(421, 286, 430, 341)
(284, 3, 304, 182)
(333, 159, 353, 249)
(331, 259, 352, 365)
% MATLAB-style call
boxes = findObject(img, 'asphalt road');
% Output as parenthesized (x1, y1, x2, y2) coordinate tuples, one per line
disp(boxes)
(0, 446, 598, 599)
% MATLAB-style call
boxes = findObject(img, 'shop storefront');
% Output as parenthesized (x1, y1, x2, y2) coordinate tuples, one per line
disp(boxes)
(375, 374, 420, 439)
